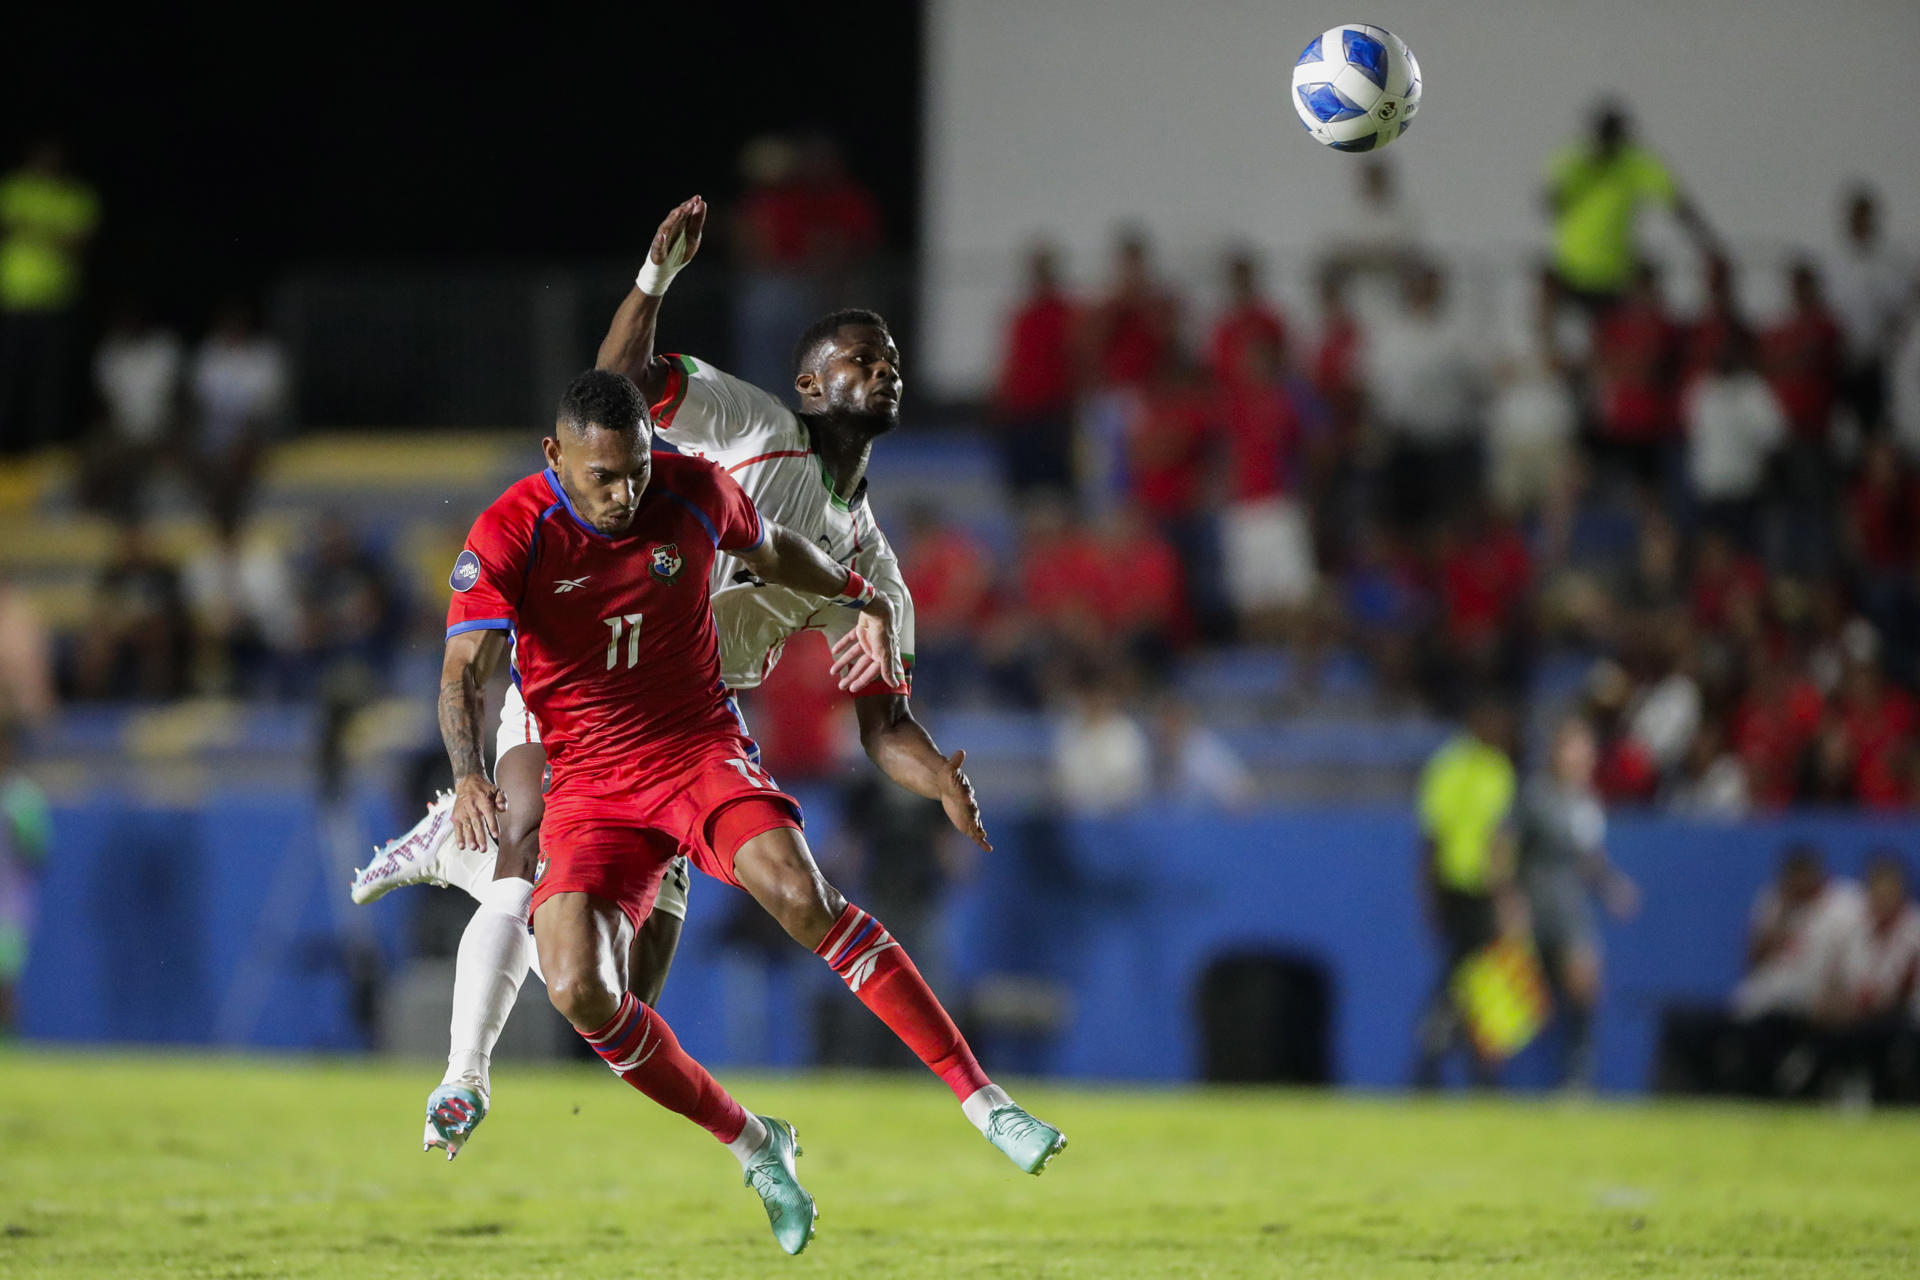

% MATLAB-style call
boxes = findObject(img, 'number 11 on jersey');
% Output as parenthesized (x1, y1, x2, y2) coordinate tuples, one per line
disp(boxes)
(603, 613, 644, 669)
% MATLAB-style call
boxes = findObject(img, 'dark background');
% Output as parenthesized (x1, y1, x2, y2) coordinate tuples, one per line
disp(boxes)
(2, 6, 925, 325)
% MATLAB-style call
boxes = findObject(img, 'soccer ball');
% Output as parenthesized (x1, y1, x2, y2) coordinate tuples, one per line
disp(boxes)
(1291, 23, 1422, 153)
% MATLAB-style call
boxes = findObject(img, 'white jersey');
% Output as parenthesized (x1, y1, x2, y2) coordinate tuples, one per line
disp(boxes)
(652, 352, 916, 693)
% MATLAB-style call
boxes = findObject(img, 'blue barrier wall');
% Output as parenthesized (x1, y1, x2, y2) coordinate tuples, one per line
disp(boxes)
(20, 788, 1919, 1092)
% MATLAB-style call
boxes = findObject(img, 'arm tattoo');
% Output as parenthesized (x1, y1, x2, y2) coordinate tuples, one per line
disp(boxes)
(438, 668, 487, 780)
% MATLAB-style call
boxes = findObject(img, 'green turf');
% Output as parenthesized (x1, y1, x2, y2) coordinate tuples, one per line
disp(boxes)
(1, 1051, 1916, 1278)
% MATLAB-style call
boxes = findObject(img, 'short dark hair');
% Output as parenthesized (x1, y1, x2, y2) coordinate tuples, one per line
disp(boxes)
(791, 308, 890, 382)
(558, 368, 648, 435)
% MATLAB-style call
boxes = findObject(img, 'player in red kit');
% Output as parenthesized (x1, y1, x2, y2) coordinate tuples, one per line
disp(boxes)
(439, 369, 1059, 1255)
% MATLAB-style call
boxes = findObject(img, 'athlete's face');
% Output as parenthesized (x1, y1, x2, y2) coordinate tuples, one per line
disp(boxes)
(544, 424, 651, 534)
(797, 325, 902, 431)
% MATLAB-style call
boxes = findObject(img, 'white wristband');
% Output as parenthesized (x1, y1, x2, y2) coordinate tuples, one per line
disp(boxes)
(635, 228, 692, 296)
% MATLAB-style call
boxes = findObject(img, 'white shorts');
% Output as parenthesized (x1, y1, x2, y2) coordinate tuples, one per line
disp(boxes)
(1222, 496, 1316, 611)
(496, 683, 689, 922)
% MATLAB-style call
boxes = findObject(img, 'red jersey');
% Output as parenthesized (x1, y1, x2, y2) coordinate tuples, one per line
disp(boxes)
(446, 458, 764, 786)
(1763, 308, 1843, 439)
(1209, 303, 1288, 386)
(995, 294, 1078, 417)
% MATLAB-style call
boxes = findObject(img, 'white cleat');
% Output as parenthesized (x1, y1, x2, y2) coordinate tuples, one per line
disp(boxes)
(350, 791, 490, 905)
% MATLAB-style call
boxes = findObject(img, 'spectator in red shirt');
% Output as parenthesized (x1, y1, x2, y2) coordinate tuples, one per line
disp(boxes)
(1208, 249, 1288, 388)
(1089, 502, 1187, 660)
(1017, 496, 1108, 645)
(901, 504, 991, 645)
(1427, 503, 1531, 704)
(794, 133, 883, 269)
(1682, 253, 1752, 382)
(1836, 650, 1916, 809)
(732, 137, 817, 395)
(1689, 528, 1768, 633)
(1590, 261, 1679, 489)
(1124, 365, 1216, 523)
(746, 630, 851, 782)
(1763, 259, 1845, 442)
(1125, 363, 1232, 641)
(730, 133, 884, 392)
(1218, 333, 1318, 638)
(1762, 259, 1849, 576)
(1734, 653, 1827, 809)
(898, 503, 992, 708)
(1080, 229, 1180, 391)
(991, 243, 1079, 497)
(1847, 437, 1920, 583)
(1436, 505, 1531, 649)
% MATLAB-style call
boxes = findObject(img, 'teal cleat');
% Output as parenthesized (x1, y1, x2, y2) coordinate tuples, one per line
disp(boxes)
(985, 1103, 1068, 1175)
(424, 1083, 488, 1161)
(742, 1116, 816, 1255)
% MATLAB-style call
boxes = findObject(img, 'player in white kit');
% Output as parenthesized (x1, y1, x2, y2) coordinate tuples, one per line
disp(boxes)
(352, 197, 1010, 1162)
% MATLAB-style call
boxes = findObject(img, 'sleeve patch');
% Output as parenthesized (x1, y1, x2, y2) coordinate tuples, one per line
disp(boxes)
(450, 548, 482, 592)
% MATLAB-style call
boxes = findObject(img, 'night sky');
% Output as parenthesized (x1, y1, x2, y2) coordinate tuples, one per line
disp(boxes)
(4, 6, 924, 323)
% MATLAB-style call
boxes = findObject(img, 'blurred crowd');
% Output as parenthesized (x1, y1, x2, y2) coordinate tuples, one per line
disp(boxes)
(885, 102, 1920, 815)
(9, 107, 1920, 823)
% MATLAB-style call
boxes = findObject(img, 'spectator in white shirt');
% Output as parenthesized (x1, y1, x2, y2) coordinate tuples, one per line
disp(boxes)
(1826, 187, 1908, 433)
(1363, 263, 1485, 533)
(1150, 695, 1253, 810)
(1488, 266, 1582, 519)
(1052, 673, 1150, 817)
(181, 502, 300, 696)
(1816, 854, 1920, 1104)
(190, 297, 287, 514)
(1734, 844, 1864, 1020)
(1683, 331, 1785, 545)
(87, 301, 183, 513)
(94, 301, 181, 447)
(1823, 854, 1920, 1024)
(1663, 718, 1750, 819)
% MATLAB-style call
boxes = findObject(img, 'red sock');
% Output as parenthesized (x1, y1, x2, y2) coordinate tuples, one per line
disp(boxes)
(580, 993, 747, 1143)
(815, 903, 991, 1100)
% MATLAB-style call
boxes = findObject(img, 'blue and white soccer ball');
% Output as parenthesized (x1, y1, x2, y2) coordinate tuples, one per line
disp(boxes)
(1291, 23, 1422, 153)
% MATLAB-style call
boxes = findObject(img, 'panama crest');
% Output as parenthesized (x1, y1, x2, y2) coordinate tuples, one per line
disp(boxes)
(649, 543, 684, 584)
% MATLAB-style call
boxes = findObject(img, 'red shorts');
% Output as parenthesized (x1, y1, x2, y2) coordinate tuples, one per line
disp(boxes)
(532, 735, 803, 931)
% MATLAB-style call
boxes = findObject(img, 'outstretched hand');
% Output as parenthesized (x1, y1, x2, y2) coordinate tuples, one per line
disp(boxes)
(936, 748, 992, 851)
(651, 196, 706, 276)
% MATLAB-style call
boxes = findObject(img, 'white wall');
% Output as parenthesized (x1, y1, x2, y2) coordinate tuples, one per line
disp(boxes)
(921, 0, 1920, 394)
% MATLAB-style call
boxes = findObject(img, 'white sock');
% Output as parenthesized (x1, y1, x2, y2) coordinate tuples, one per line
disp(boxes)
(726, 1113, 771, 1168)
(446, 831, 502, 901)
(444, 877, 534, 1089)
(961, 1083, 1013, 1135)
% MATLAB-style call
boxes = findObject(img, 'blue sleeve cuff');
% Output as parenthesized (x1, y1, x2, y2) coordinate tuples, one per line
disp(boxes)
(447, 618, 513, 638)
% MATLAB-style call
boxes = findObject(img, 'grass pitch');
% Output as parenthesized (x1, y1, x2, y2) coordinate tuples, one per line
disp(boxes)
(1, 1051, 1916, 1278)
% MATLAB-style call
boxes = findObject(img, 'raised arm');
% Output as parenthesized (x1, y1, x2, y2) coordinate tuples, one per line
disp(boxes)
(439, 627, 511, 851)
(596, 196, 706, 403)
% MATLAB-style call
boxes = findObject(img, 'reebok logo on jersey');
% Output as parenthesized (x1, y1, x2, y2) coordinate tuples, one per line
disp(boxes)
(553, 576, 590, 593)
(450, 549, 481, 592)
(649, 543, 684, 584)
